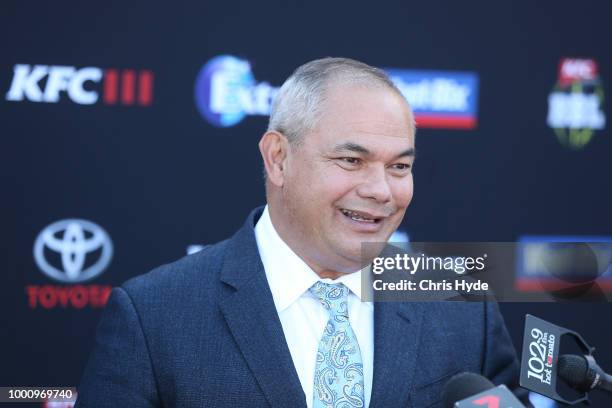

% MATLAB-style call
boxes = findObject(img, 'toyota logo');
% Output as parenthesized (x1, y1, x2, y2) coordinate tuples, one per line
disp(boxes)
(33, 219, 113, 283)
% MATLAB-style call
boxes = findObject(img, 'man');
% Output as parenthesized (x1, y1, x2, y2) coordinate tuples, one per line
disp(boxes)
(76, 58, 523, 407)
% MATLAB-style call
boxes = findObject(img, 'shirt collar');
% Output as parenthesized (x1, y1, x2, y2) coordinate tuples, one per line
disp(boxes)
(254, 205, 369, 312)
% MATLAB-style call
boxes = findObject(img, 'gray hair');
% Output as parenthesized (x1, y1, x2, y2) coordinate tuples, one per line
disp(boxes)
(267, 57, 413, 145)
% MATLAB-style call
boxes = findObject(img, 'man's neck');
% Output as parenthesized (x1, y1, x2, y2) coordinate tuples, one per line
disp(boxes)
(266, 204, 360, 279)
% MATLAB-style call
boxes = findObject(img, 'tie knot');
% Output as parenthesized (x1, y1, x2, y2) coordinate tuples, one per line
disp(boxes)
(309, 281, 349, 318)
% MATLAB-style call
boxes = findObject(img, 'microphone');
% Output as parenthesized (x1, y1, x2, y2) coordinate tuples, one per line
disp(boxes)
(442, 372, 494, 407)
(520, 314, 609, 405)
(558, 354, 612, 394)
(442, 372, 526, 408)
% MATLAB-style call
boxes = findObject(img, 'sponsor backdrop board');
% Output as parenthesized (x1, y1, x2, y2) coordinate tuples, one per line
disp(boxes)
(1, 1, 611, 406)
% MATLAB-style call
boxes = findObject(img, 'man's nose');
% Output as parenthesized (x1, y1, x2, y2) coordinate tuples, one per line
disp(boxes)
(356, 164, 392, 203)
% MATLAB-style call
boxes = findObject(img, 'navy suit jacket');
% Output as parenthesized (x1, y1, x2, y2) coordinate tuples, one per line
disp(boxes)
(76, 207, 524, 407)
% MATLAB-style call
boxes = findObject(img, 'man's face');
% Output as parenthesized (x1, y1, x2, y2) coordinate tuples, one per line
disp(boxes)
(280, 83, 415, 273)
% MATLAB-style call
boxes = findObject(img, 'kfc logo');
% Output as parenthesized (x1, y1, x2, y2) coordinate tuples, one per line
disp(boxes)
(6, 64, 153, 106)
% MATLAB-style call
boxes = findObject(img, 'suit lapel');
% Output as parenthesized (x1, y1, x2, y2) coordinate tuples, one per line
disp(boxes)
(369, 301, 425, 408)
(218, 208, 306, 408)
(216, 207, 426, 407)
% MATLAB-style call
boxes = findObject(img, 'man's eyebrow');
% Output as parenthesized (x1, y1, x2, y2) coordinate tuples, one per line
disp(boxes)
(332, 143, 416, 160)
(332, 142, 371, 155)
(395, 148, 416, 159)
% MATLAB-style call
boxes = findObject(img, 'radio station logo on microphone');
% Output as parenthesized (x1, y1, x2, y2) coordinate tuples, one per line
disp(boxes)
(5, 63, 154, 106)
(26, 219, 114, 309)
(194, 55, 480, 130)
(547, 58, 606, 149)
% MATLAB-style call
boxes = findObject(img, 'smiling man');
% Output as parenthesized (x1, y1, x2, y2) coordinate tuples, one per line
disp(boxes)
(260, 62, 415, 279)
(76, 58, 524, 408)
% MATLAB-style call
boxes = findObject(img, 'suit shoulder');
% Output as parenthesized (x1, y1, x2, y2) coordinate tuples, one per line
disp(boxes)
(120, 238, 231, 299)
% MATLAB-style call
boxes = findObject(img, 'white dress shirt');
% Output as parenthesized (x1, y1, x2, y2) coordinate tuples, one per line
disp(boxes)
(254, 206, 374, 408)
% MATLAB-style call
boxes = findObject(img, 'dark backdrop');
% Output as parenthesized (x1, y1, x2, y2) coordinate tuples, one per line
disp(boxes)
(2, 1, 611, 407)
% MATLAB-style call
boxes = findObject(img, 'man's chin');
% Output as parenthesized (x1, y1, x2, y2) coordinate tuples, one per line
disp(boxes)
(333, 242, 388, 272)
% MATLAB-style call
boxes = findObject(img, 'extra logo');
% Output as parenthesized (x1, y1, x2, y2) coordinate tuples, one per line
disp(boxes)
(27, 219, 114, 309)
(194, 55, 480, 130)
(547, 58, 606, 149)
(194, 55, 276, 127)
(6, 64, 153, 106)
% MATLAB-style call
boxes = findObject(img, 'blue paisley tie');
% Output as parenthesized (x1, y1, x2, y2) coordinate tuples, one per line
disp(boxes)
(310, 281, 365, 408)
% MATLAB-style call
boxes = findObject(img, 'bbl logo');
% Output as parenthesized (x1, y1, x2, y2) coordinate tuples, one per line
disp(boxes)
(547, 59, 606, 149)
(33, 219, 113, 283)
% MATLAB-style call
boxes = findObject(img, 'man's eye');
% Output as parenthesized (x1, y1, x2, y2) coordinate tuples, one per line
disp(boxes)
(341, 157, 361, 165)
(393, 163, 411, 170)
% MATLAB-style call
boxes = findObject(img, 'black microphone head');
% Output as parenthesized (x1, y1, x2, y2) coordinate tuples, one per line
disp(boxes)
(442, 372, 495, 408)
(558, 354, 592, 392)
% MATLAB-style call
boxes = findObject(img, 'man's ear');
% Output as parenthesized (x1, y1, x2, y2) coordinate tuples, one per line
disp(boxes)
(259, 131, 289, 187)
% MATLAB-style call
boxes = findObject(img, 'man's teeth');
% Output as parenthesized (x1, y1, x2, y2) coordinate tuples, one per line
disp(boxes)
(341, 209, 376, 223)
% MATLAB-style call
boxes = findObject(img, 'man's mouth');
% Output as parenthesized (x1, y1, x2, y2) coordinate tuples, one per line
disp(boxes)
(339, 208, 384, 223)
